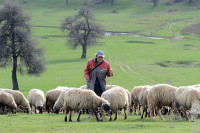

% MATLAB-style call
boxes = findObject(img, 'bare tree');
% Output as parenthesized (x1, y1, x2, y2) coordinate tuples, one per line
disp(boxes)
(65, 0, 68, 6)
(152, 0, 158, 7)
(61, 7, 103, 59)
(111, 0, 114, 5)
(0, 2, 45, 90)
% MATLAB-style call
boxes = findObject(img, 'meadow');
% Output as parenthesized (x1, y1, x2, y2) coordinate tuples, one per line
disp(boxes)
(0, 0, 200, 132)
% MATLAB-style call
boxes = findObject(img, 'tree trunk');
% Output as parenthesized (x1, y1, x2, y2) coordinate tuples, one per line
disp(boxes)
(12, 57, 19, 90)
(189, 0, 192, 5)
(66, 0, 68, 6)
(111, 0, 114, 6)
(81, 45, 87, 59)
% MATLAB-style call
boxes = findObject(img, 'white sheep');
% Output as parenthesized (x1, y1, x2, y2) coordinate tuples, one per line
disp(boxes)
(45, 86, 68, 113)
(147, 84, 178, 120)
(101, 87, 129, 121)
(28, 89, 45, 114)
(131, 85, 150, 115)
(138, 86, 152, 119)
(175, 86, 200, 122)
(0, 91, 17, 114)
(0, 89, 31, 114)
(63, 88, 110, 122)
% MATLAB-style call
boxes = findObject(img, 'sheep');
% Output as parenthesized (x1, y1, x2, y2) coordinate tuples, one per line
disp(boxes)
(101, 87, 129, 121)
(0, 91, 17, 114)
(131, 85, 150, 115)
(147, 84, 178, 120)
(28, 89, 45, 114)
(0, 89, 31, 114)
(138, 86, 152, 119)
(175, 86, 200, 122)
(45, 86, 69, 113)
(63, 88, 110, 122)
(53, 87, 75, 114)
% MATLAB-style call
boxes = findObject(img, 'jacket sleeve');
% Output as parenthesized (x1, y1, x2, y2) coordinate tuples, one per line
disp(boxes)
(84, 60, 91, 82)
(106, 63, 113, 77)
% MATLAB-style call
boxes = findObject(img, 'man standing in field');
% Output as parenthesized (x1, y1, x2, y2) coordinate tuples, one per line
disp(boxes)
(84, 50, 113, 96)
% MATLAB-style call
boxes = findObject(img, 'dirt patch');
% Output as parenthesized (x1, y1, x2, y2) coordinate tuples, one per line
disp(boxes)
(155, 60, 199, 68)
(182, 24, 200, 35)
(182, 44, 199, 50)
(126, 40, 155, 44)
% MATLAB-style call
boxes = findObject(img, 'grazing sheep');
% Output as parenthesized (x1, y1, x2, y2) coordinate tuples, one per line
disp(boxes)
(131, 85, 150, 115)
(175, 86, 200, 122)
(138, 86, 152, 119)
(0, 91, 17, 114)
(28, 89, 45, 114)
(101, 87, 129, 121)
(0, 89, 31, 114)
(53, 87, 75, 114)
(63, 88, 110, 122)
(46, 86, 68, 113)
(147, 84, 178, 120)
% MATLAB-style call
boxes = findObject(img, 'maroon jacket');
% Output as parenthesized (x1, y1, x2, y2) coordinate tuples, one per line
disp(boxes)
(84, 58, 113, 91)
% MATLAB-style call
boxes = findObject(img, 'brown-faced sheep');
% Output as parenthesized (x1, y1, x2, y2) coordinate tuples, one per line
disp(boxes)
(46, 86, 68, 113)
(175, 86, 200, 122)
(0, 91, 17, 114)
(53, 87, 74, 114)
(63, 88, 110, 122)
(138, 86, 152, 119)
(101, 87, 129, 121)
(0, 89, 31, 114)
(28, 89, 45, 114)
(131, 85, 150, 115)
(147, 84, 178, 120)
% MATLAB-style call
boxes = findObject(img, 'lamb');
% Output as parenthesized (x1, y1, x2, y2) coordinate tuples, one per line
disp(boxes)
(138, 86, 152, 119)
(63, 88, 110, 122)
(131, 85, 150, 115)
(101, 87, 129, 121)
(53, 87, 75, 114)
(175, 86, 200, 122)
(0, 91, 17, 114)
(46, 86, 68, 113)
(147, 84, 178, 120)
(28, 89, 45, 114)
(0, 89, 31, 114)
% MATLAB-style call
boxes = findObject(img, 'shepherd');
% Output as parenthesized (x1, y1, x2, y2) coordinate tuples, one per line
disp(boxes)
(84, 50, 113, 96)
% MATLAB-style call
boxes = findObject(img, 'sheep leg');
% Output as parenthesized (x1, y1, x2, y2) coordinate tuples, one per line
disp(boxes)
(93, 110, 100, 122)
(138, 105, 141, 115)
(124, 107, 127, 120)
(109, 111, 113, 121)
(34, 105, 37, 114)
(141, 108, 145, 119)
(69, 111, 72, 122)
(114, 112, 118, 120)
(157, 108, 164, 120)
(134, 104, 137, 115)
(145, 107, 148, 118)
(184, 111, 189, 121)
(150, 107, 154, 120)
(168, 109, 172, 120)
(77, 110, 82, 122)
(64, 110, 69, 122)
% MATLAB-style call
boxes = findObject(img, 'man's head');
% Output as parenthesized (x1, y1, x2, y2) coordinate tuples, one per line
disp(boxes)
(96, 50, 104, 63)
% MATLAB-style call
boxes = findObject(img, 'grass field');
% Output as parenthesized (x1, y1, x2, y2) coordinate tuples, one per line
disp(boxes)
(0, 0, 200, 132)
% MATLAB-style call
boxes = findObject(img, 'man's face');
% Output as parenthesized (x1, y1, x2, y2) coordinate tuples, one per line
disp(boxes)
(96, 56, 103, 63)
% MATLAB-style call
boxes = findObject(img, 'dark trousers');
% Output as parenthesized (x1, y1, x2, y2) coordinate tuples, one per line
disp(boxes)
(94, 78, 104, 96)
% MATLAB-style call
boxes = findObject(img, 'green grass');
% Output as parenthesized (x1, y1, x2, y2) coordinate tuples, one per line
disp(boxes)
(0, 113, 200, 133)
(0, 0, 200, 132)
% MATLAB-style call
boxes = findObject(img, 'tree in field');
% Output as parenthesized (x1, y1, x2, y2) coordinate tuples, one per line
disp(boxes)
(65, 0, 68, 6)
(152, 0, 158, 7)
(61, 7, 103, 59)
(111, 0, 114, 6)
(0, 2, 45, 90)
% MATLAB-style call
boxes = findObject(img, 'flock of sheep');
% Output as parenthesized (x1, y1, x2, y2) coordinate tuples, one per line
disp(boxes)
(0, 83, 200, 122)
